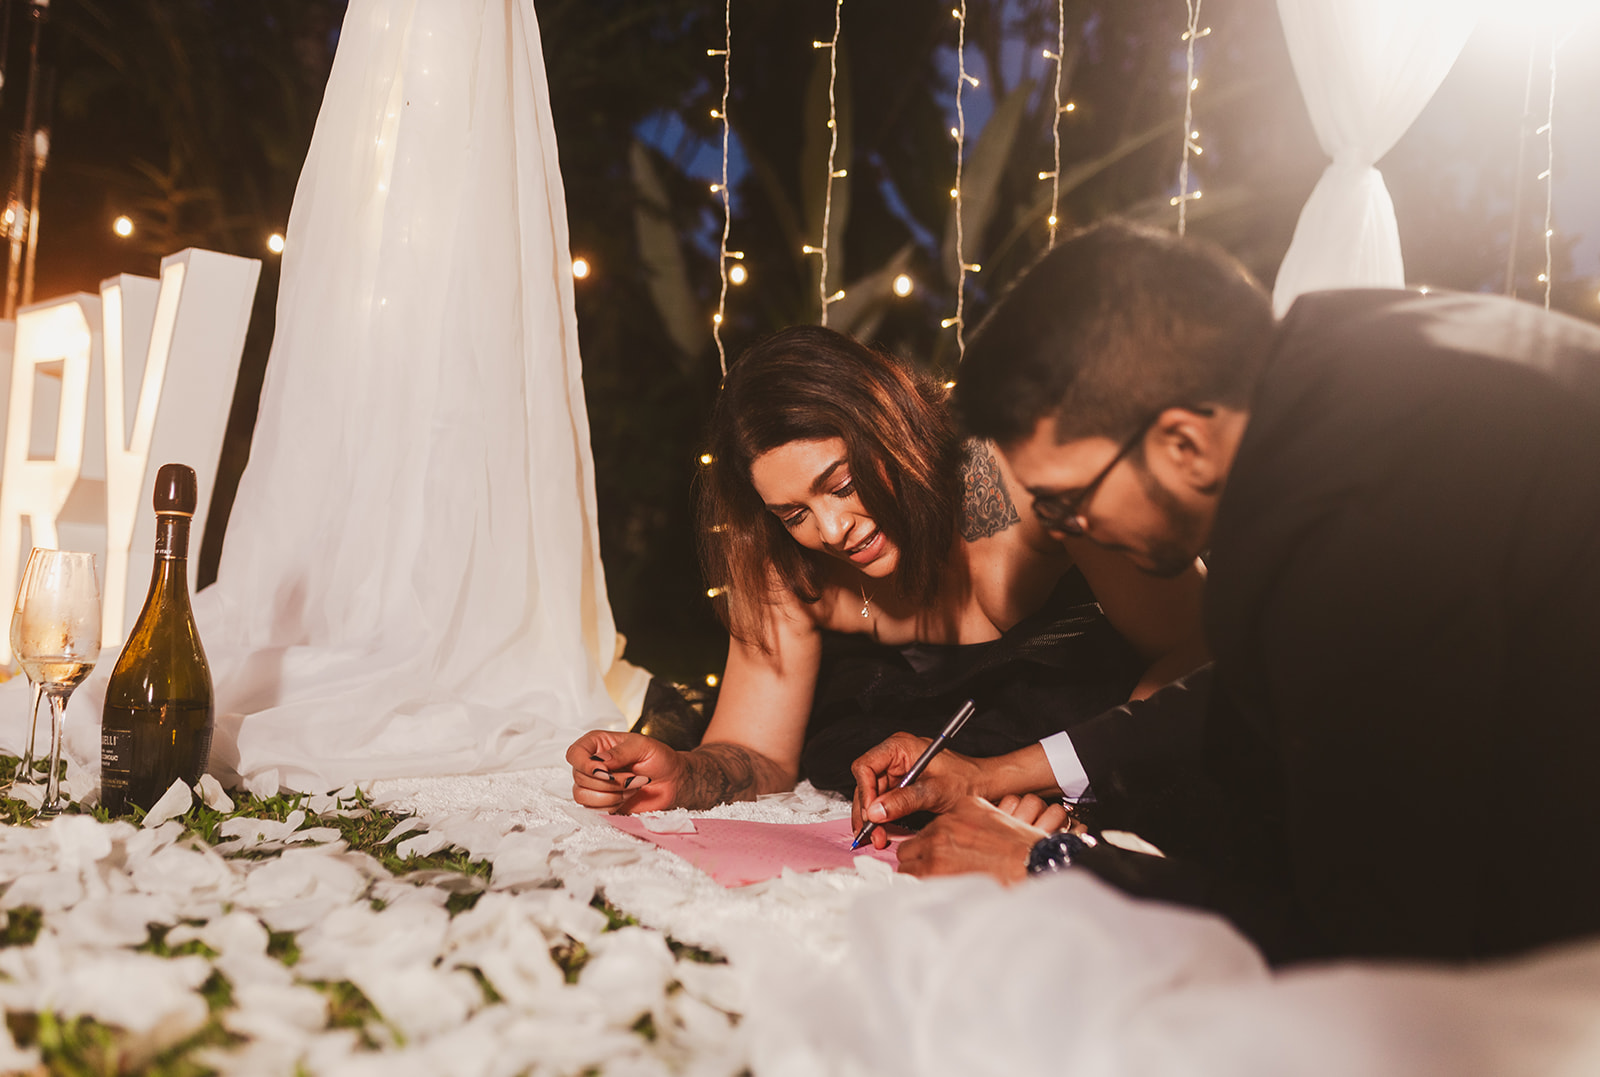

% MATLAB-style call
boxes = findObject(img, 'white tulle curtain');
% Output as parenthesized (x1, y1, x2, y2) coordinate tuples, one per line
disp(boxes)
(162, 0, 643, 792)
(1271, 0, 1483, 315)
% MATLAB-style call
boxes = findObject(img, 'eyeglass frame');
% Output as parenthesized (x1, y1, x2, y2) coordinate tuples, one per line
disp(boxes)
(1028, 405, 1215, 537)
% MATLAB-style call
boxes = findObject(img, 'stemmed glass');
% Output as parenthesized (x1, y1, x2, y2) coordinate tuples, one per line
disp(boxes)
(9, 553, 45, 784)
(11, 549, 101, 815)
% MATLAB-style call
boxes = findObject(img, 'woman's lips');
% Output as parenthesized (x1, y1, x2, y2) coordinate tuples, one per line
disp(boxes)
(844, 530, 885, 565)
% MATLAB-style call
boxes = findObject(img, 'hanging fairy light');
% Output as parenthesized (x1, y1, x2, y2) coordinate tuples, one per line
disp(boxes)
(1536, 28, 1573, 310)
(1040, 0, 1067, 247)
(943, 3, 982, 358)
(806, 0, 847, 326)
(708, 0, 739, 374)
(893, 273, 913, 297)
(1171, 0, 1209, 235)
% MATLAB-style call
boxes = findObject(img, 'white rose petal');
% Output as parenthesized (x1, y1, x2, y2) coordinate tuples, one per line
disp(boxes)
(238, 847, 371, 933)
(143, 779, 193, 827)
(580, 926, 678, 1027)
(8, 782, 42, 810)
(640, 813, 698, 834)
(487, 830, 554, 890)
(379, 817, 425, 845)
(195, 774, 235, 812)
(395, 831, 452, 860)
(53, 893, 176, 948)
(349, 963, 484, 1043)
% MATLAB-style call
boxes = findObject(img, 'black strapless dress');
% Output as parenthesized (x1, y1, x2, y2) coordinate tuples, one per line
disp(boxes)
(797, 568, 1142, 796)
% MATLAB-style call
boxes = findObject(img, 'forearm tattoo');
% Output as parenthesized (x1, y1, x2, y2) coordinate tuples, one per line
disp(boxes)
(676, 743, 776, 809)
(958, 440, 1021, 541)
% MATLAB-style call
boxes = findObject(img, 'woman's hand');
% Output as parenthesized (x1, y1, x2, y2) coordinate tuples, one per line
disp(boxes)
(566, 731, 685, 814)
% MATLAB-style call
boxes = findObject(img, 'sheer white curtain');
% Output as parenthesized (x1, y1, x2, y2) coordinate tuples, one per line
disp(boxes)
(177, 0, 640, 793)
(1271, 0, 1483, 315)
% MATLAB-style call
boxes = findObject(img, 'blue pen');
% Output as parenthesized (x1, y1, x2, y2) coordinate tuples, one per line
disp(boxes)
(851, 699, 977, 851)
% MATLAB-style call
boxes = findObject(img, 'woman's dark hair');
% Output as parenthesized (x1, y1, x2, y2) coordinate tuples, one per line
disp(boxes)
(698, 325, 960, 647)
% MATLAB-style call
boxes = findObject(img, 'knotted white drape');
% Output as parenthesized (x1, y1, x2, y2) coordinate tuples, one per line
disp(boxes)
(1271, 0, 1483, 315)
(168, 0, 642, 792)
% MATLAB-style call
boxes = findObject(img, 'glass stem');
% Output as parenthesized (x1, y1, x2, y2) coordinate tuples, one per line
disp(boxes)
(41, 689, 67, 815)
(19, 681, 41, 778)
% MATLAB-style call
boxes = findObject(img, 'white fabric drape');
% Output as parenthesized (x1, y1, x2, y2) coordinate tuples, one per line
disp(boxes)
(173, 0, 637, 792)
(1271, 0, 1482, 315)
(746, 872, 1600, 1076)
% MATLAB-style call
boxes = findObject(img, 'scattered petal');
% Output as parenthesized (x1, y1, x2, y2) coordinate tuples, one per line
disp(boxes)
(143, 779, 193, 827)
(196, 774, 235, 812)
(395, 831, 452, 860)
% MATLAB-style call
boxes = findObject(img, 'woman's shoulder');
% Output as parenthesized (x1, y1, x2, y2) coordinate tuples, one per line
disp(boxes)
(954, 438, 1024, 544)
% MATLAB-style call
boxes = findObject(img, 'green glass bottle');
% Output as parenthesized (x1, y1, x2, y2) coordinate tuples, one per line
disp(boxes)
(100, 463, 215, 815)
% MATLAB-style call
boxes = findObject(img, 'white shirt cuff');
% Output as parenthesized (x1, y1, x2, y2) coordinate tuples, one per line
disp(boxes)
(1040, 731, 1091, 802)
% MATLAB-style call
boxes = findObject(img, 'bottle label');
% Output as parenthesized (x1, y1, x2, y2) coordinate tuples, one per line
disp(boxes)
(100, 724, 134, 810)
(154, 516, 191, 560)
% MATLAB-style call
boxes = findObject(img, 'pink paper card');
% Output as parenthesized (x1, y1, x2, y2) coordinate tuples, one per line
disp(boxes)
(604, 815, 901, 888)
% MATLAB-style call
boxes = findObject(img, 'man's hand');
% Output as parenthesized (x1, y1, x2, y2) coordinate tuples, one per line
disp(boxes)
(995, 792, 1071, 833)
(566, 731, 684, 814)
(895, 796, 1048, 884)
(850, 733, 991, 849)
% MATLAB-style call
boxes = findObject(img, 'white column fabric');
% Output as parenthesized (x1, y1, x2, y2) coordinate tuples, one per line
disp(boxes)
(1270, 0, 1482, 316)
(186, 0, 631, 792)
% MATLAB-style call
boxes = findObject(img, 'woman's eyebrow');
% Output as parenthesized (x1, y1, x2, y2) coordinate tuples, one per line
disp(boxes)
(808, 459, 847, 494)
(765, 459, 848, 513)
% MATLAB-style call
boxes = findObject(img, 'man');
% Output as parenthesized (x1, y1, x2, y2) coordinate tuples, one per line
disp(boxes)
(852, 221, 1600, 964)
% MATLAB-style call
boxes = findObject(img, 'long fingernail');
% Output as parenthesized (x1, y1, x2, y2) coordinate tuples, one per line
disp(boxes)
(625, 775, 650, 790)
(593, 769, 612, 781)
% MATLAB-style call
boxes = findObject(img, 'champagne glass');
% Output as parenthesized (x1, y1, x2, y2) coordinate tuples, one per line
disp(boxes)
(12, 550, 101, 815)
(9, 552, 45, 784)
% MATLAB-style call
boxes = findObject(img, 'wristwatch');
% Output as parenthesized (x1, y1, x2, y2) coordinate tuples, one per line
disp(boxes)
(1026, 830, 1097, 876)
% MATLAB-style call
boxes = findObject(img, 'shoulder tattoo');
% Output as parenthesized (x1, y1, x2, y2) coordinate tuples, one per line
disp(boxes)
(958, 441, 1021, 541)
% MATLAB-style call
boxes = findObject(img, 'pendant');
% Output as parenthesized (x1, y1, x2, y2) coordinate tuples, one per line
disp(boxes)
(859, 588, 871, 618)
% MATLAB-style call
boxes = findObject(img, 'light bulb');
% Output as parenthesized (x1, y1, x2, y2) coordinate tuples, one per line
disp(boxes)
(267, 233, 286, 254)
(892, 273, 913, 298)
(112, 215, 134, 238)
(729, 264, 747, 286)
(571, 256, 591, 279)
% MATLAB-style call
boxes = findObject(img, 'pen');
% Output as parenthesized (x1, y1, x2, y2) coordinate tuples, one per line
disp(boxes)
(851, 698, 977, 851)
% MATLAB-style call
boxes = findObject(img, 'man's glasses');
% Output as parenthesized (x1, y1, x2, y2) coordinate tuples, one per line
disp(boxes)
(1029, 406, 1213, 537)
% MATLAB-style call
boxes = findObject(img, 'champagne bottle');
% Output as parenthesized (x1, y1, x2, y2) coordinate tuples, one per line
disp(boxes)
(100, 463, 215, 815)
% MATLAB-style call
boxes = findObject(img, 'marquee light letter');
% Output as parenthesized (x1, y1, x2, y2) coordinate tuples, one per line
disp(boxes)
(0, 296, 98, 663)
(102, 249, 259, 645)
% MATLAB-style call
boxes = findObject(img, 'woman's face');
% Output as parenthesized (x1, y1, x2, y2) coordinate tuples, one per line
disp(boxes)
(748, 436, 900, 579)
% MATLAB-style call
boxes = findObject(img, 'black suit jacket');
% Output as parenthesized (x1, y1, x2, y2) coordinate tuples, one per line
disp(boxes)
(1072, 290, 1600, 964)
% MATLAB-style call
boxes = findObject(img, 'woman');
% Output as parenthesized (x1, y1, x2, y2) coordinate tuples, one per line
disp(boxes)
(567, 326, 1206, 813)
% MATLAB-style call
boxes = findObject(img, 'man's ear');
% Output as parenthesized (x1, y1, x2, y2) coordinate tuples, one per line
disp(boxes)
(1148, 407, 1225, 495)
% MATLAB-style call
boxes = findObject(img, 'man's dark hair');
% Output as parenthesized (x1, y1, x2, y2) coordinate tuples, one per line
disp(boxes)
(957, 221, 1276, 445)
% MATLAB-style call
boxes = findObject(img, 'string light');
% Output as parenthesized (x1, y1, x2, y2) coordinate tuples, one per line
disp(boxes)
(112, 215, 133, 238)
(1044, 0, 1067, 246)
(267, 233, 286, 254)
(706, 586, 727, 599)
(808, 0, 846, 325)
(705, 673, 720, 687)
(729, 263, 747, 285)
(571, 256, 590, 279)
(892, 273, 913, 297)
(710, 0, 734, 373)
(948, 2, 982, 358)
(1173, 1, 1210, 235)
(1539, 28, 1572, 310)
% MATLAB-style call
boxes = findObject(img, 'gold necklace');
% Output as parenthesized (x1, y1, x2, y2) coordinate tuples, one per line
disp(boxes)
(859, 584, 872, 618)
